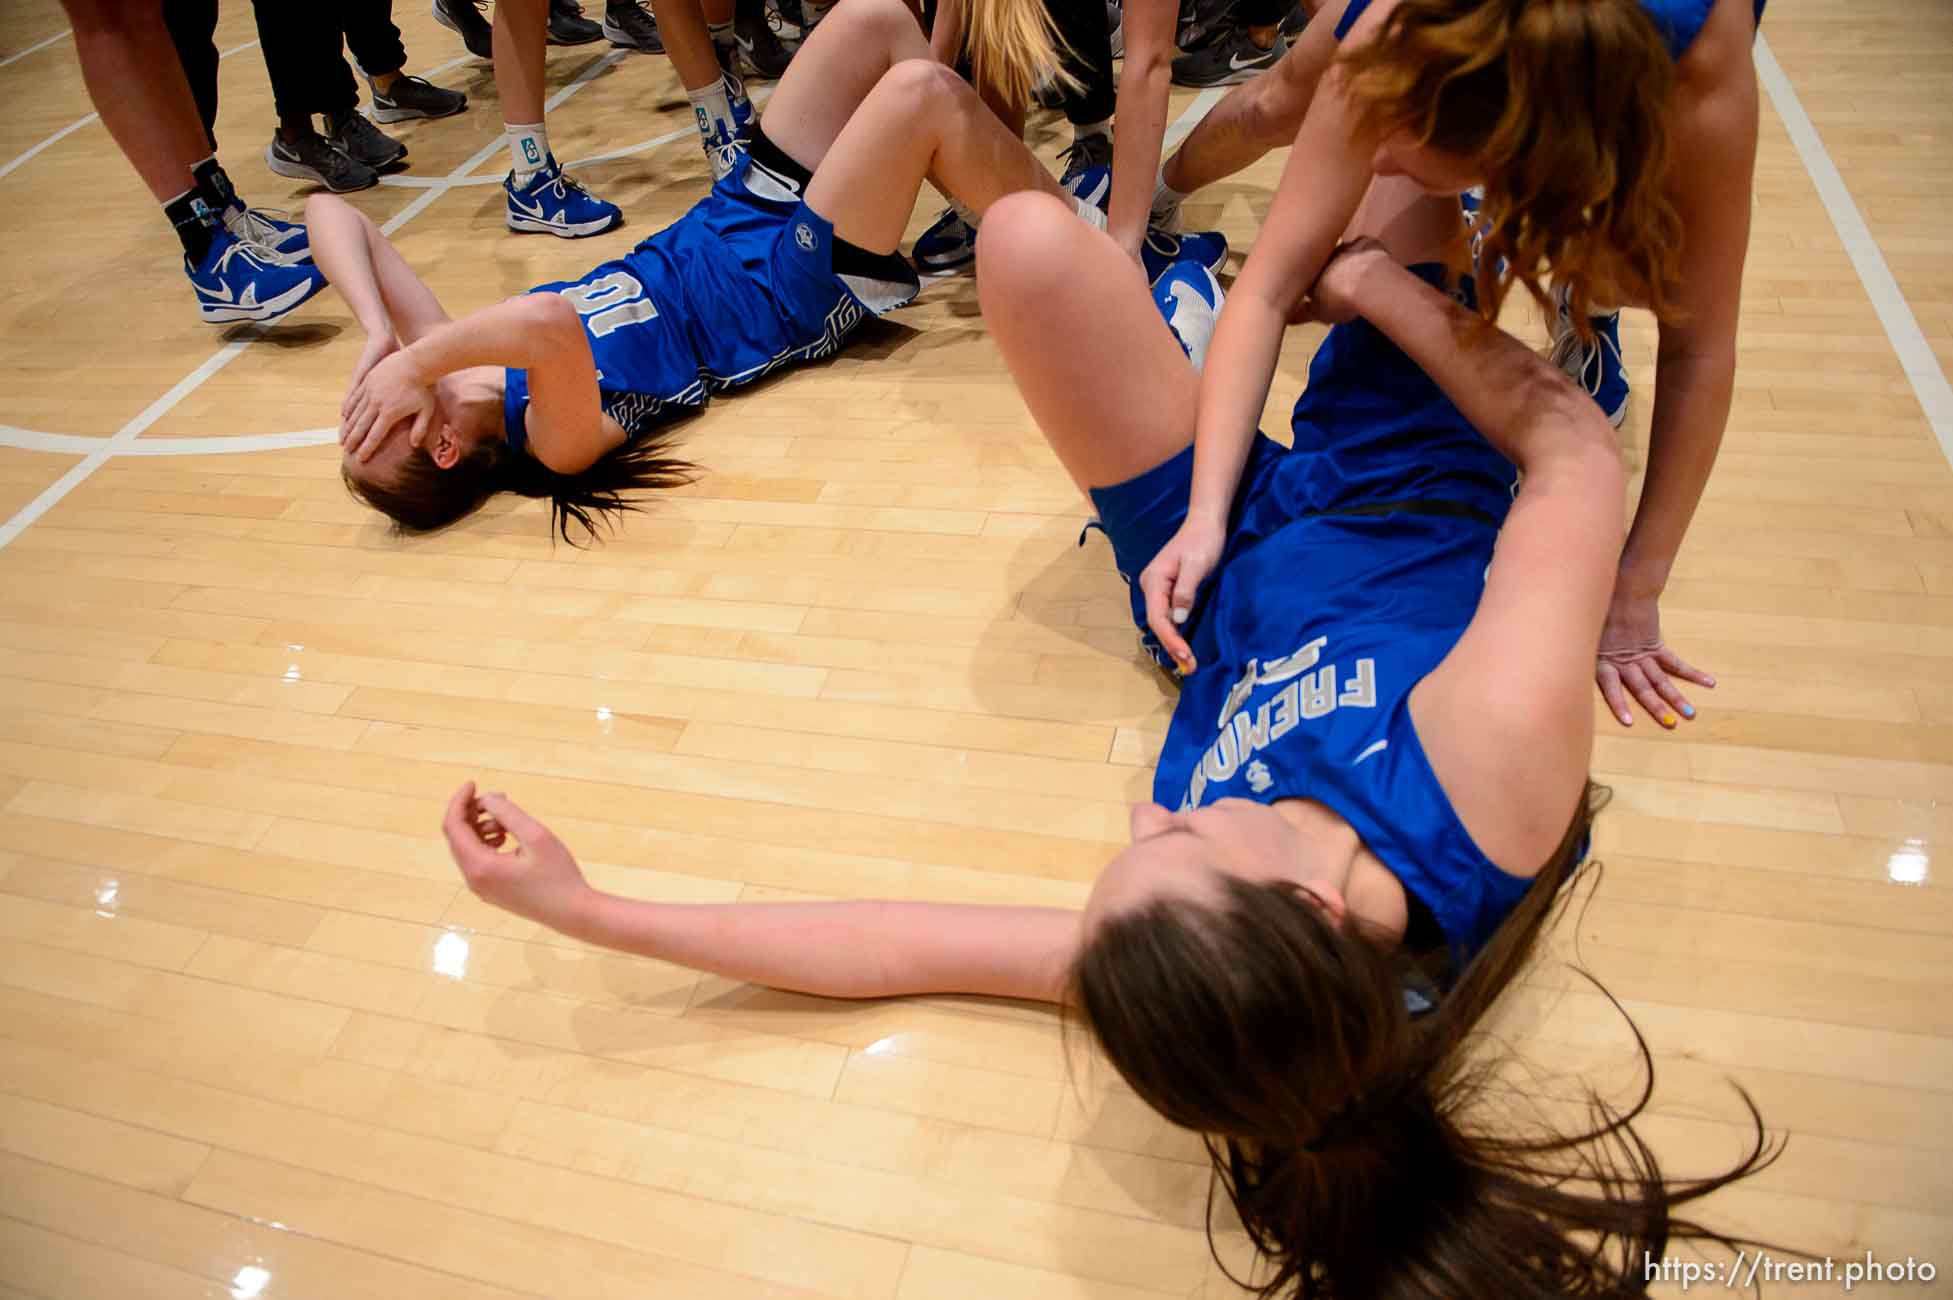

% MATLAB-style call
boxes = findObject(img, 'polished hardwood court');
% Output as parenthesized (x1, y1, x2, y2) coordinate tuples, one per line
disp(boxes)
(0, 0, 1950, 1295)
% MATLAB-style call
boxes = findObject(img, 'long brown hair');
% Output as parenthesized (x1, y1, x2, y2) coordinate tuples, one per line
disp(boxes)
(1339, 0, 1685, 330)
(1072, 786, 1782, 1297)
(343, 430, 696, 545)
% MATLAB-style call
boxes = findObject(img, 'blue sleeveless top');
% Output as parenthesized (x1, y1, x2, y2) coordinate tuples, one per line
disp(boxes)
(1149, 270, 1532, 963)
(1334, 0, 1765, 60)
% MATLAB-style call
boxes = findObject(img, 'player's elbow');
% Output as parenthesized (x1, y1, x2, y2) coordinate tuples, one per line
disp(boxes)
(529, 290, 585, 341)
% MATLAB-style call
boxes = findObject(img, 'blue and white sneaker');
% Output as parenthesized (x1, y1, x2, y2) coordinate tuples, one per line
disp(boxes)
(1549, 288, 1629, 427)
(505, 154, 623, 237)
(1061, 161, 1112, 213)
(913, 202, 977, 274)
(1153, 261, 1225, 372)
(224, 204, 311, 264)
(1141, 226, 1227, 285)
(187, 228, 328, 324)
(725, 72, 755, 138)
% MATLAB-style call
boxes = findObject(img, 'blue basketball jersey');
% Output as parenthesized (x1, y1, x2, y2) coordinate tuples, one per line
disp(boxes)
(1334, 0, 1765, 60)
(503, 154, 917, 451)
(1146, 272, 1532, 962)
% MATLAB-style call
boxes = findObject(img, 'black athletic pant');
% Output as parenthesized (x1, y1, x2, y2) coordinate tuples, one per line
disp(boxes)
(1231, 0, 1292, 30)
(252, 1, 410, 124)
(162, 0, 220, 150)
(1048, 0, 1115, 126)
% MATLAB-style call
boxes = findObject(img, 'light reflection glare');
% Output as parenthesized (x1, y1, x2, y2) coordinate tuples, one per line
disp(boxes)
(433, 930, 471, 980)
(231, 1265, 271, 1299)
(283, 664, 301, 682)
(863, 1036, 900, 1057)
(95, 880, 119, 909)
(1887, 838, 1930, 886)
(596, 705, 614, 728)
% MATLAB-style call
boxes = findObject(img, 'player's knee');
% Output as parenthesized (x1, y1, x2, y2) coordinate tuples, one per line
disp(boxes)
(877, 57, 965, 112)
(844, 0, 924, 46)
(975, 193, 1079, 297)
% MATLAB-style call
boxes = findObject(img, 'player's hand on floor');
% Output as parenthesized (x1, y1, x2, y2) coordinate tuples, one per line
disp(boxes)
(442, 783, 594, 934)
(1140, 513, 1227, 675)
(341, 349, 435, 463)
(1595, 590, 1715, 729)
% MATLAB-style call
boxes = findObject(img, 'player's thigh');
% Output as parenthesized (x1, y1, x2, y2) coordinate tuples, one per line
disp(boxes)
(760, 0, 931, 172)
(976, 193, 1197, 493)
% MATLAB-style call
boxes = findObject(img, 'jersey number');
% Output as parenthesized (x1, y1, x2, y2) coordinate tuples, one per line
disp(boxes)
(560, 270, 659, 338)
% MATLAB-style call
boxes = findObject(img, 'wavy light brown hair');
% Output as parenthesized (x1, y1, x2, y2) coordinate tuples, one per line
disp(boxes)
(1072, 786, 1783, 1298)
(1339, 0, 1685, 331)
(344, 429, 696, 546)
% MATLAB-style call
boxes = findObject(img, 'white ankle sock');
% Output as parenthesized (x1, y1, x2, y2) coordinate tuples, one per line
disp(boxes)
(1151, 162, 1188, 218)
(688, 81, 739, 178)
(1073, 117, 1111, 143)
(1072, 196, 1108, 231)
(507, 123, 549, 182)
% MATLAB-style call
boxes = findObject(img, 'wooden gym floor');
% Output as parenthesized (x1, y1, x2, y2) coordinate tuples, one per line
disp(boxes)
(0, 0, 1950, 1295)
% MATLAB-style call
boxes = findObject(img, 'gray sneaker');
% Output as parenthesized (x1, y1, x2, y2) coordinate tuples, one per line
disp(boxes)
(266, 132, 378, 193)
(325, 110, 408, 171)
(602, 1, 664, 51)
(366, 73, 468, 123)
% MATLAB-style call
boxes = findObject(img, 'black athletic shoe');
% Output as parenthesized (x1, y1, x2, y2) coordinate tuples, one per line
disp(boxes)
(733, 0, 793, 78)
(266, 132, 379, 193)
(602, 1, 664, 51)
(366, 73, 468, 122)
(1059, 131, 1114, 188)
(1278, 1, 1307, 41)
(326, 110, 408, 170)
(549, 0, 606, 43)
(1172, 28, 1284, 86)
(1176, 0, 1233, 53)
(432, 0, 494, 59)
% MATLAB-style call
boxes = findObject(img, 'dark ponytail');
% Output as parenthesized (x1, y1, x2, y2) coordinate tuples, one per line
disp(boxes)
(1072, 786, 1783, 1298)
(343, 429, 696, 545)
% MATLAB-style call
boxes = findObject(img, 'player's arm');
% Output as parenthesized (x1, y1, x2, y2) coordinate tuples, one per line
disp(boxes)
(1103, 0, 1176, 261)
(442, 784, 1082, 1003)
(1186, 44, 1379, 529)
(1325, 247, 1623, 875)
(304, 194, 450, 347)
(344, 293, 620, 474)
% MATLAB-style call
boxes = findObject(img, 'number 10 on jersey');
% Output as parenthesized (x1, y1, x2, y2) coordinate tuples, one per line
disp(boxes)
(559, 270, 659, 338)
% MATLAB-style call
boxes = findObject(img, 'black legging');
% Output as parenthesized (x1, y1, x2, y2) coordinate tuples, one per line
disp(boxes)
(161, 0, 220, 149)
(1047, 0, 1114, 126)
(251, 1, 411, 123)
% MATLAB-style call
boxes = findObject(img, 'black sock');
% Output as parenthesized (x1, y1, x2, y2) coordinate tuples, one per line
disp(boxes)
(190, 155, 240, 219)
(165, 187, 218, 263)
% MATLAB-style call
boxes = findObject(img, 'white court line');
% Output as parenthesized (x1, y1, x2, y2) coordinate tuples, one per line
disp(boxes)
(0, 112, 96, 182)
(0, 48, 627, 549)
(1755, 35, 1953, 461)
(1164, 86, 1223, 152)
(0, 37, 259, 184)
(0, 27, 71, 68)
(0, 425, 336, 456)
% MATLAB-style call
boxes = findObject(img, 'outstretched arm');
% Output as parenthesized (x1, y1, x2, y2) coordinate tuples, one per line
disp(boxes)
(442, 785, 1083, 1003)
(1102, 0, 1176, 263)
(1598, 10, 1759, 728)
(1138, 51, 1378, 672)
